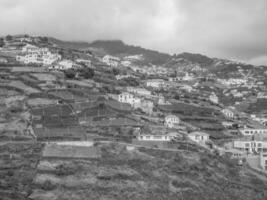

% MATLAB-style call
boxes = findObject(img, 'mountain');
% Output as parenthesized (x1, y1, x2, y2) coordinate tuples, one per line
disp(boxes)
(88, 40, 171, 65)
(48, 37, 91, 49)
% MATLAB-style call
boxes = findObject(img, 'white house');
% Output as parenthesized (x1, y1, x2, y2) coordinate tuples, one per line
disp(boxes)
(17, 45, 61, 65)
(126, 87, 151, 97)
(102, 55, 120, 67)
(233, 140, 267, 153)
(76, 58, 91, 66)
(257, 92, 267, 99)
(188, 131, 209, 144)
(158, 96, 171, 105)
(209, 92, 219, 104)
(118, 92, 141, 106)
(239, 128, 267, 136)
(260, 153, 267, 170)
(182, 72, 195, 81)
(0, 57, 8, 63)
(146, 79, 165, 89)
(133, 99, 154, 115)
(137, 132, 177, 141)
(22, 44, 39, 53)
(57, 60, 74, 70)
(165, 115, 180, 128)
(221, 108, 235, 119)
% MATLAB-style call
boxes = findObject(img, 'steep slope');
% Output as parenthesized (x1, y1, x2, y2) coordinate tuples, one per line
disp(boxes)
(88, 40, 171, 65)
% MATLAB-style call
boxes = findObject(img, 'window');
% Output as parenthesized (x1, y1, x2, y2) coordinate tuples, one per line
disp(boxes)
(245, 143, 250, 148)
(146, 136, 150, 139)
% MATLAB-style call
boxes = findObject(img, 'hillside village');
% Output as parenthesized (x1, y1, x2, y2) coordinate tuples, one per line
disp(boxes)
(1, 34, 267, 199)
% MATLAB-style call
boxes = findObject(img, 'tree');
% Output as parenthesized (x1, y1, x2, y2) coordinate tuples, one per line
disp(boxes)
(112, 68, 120, 76)
(80, 67, 94, 79)
(64, 69, 76, 79)
(0, 38, 4, 47)
(5, 35, 12, 41)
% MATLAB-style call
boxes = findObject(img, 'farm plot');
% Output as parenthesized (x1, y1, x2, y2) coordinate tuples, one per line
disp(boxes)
(31, 73, 57, 82)
(0, 142, 44, 200)
(27, 98, 57, 107)
(8, 80, 40, 94)
(42, 143, 100, 159)
(34, 126, 86, 141)
(30, 142, 267, 200)
(11, 66, 46, 73)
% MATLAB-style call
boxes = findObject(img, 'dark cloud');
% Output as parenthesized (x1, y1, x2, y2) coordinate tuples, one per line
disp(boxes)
(0, 0, 267, 65)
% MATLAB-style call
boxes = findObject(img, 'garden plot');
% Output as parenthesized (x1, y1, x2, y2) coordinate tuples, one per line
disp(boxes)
(31, 73, 57, 82)
(0, 88, 20, 96)
(27, 98, 57, 107)
(11, 66, 46, 73)
(42, 143, 100, 159)
(8, 80, 40, 94)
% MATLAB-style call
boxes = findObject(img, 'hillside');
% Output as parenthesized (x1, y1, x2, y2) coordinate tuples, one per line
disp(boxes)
(48, 37, 91, 50)
(89, 40, 171, 65)
(48, 38, 171, 65)
(28, 142, 267, 200)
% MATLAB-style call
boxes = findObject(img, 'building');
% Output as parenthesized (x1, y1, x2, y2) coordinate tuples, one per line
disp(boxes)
(133, 99, 154, 115)
(188, 131, 209, 144)
(137, 131, 178, 141)
(118, 92, 141, 106)
(239, 128, 267, 136)
(233, 139, 267, 153)
(260, 153, 267, 170)
(21, 44, 39, 53)
(182, 72, 195, 81)
(221, 107, 235, 119)
(102, 55, 120, 67)
(17, 44, 61, 65)
(76, 58, 91, 66)
(158, 95, 171, 105)
(126, 87, 151, 96)
(164, 115, 180, 128)
(146, 79, 165, 89)
(257, 92, 267, 99)
(57, 60, 74, 70)
(0, 57, 8, 63)
(209, 92, 219, 104)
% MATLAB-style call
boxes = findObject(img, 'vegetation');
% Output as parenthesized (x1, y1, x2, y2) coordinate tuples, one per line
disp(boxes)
(90, 40, 171, 65)
(64, 69, 76, 79)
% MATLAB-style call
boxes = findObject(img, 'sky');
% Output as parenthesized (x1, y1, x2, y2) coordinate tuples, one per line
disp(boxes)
(0, 0, 267, 65)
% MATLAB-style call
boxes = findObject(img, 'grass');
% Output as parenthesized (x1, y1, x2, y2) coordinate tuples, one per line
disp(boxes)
(29, 143, 267, 200)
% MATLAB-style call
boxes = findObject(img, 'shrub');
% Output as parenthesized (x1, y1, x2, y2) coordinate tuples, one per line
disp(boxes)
(64, 69, 76, 79)
(41, 180, 55, 191)
(5, 35, 12, 41)
(79, 67, 94, 79)
(112, 68, 120, 76)
(55, 164, 76, 176)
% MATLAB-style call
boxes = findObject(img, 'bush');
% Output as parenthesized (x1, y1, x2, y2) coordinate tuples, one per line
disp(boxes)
(5, 35, 12, 41)
(55, 164, 76, 176)
(0, 38, 4, 47)
(79, 67, 94, 79)
(64, 69, 76, 79)
(112, 68, 120, 76)
(41, 180, 55, 191)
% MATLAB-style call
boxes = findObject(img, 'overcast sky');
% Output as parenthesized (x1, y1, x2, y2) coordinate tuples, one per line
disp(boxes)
(1, 0, 267, 65)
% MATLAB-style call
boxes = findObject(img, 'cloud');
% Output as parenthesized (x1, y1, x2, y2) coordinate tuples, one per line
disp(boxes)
(0, 0, 267, 65)
(248, 55, 267, 66)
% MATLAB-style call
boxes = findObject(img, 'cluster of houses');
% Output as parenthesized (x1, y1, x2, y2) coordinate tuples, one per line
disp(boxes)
(102, 55, 120, 67)
(16, 44, 61, 65)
